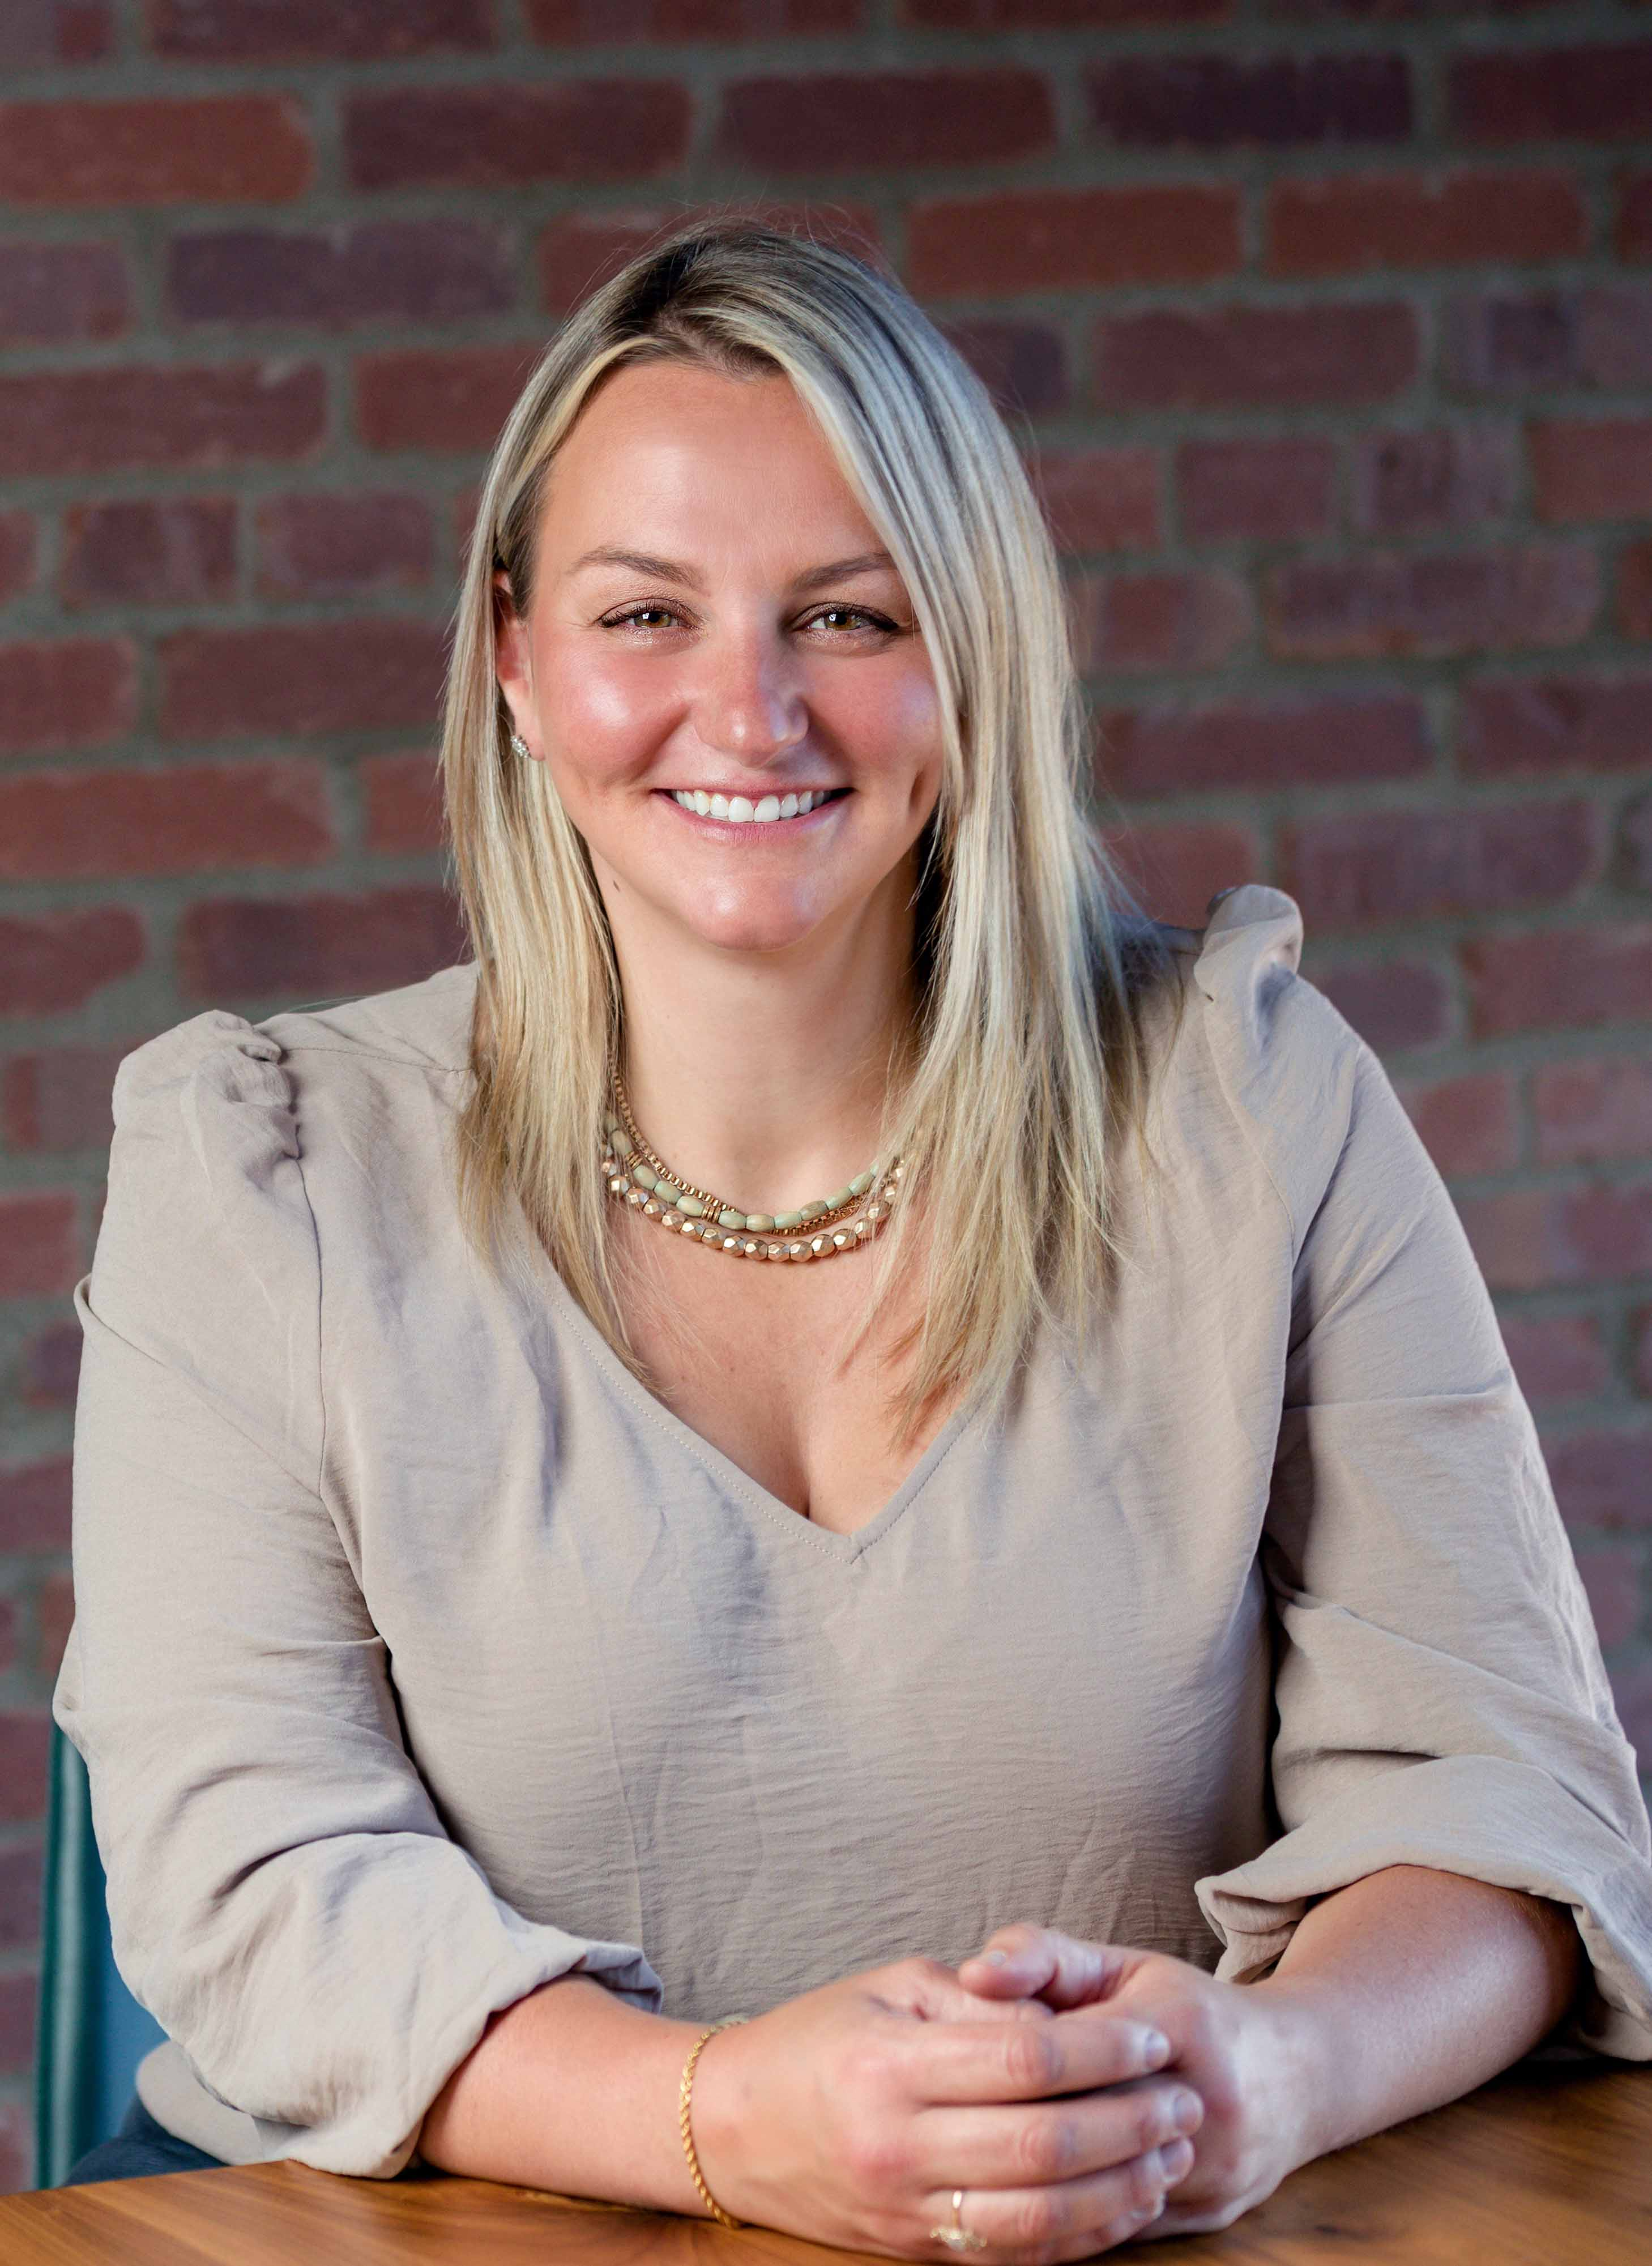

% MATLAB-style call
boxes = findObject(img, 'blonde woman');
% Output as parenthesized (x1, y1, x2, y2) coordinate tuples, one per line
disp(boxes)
(57, 222, 1652, 2250)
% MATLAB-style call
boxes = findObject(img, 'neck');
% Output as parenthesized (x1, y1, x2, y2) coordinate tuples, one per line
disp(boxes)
(604, 872, 917, 1218)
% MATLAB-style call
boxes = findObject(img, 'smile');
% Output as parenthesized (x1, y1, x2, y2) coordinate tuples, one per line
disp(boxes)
(668, 788, 843, 825)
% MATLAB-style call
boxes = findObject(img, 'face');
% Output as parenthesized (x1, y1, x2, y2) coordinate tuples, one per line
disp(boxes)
(494, 360, 945, 962)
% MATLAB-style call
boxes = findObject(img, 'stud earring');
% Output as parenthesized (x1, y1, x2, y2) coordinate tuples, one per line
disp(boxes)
(509, 732, 532, 759)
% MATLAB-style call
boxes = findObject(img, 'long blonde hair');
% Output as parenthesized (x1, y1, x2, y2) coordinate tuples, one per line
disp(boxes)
(440, 217, 1179, 1440)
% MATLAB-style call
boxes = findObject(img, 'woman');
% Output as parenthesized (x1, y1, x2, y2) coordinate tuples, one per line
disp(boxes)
(56, 221, 1652, 2251)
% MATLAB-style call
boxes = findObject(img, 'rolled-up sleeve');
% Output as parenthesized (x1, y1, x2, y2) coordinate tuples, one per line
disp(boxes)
(52, 1012, 661, 2178)
(1194, 1015, 1652, 2059)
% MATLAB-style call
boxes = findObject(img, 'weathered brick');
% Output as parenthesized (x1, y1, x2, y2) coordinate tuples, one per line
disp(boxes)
(540, 203, 883, 317)
(1265, 544, 1599, 660)
(1459, 672, 1652, 779)
(1533, 1057, 1652, 1167)
(0, 364, 327, 480)
(1628, 792, 1652, 898)
(1462, 925, 1652, 1038)
(2, 1045, 125, 1152)
(0, 638, 138, 757)
(356, 345, 538, 455)
(1072, 567, 1250, 676)
(1619, 170, 1652, 263)
(0, 514, 36, 607)
(346, 82, 690, 190)
(1451, 43, 1652, 144)
(151, 0, 494, 58)
(0, 1843, 42, 1955)
(0, 241, 127, 345)
(941, 319, 1069, 419)
(1284, 801, 1600, 927)
(0, 1, 112, 67)
(1573, 1542, 1642, 1652)
(908, 185, 1239, 297)
(1619, 539, 1652, 643)
(19, 1319, 82, 1410)
(0, 908, 146, 1018)
(719, 70, 1053, 171)
(1544, 1429, 1652, 1533)
(1092, 301, 1416, 409)
(908, 1, 1223, 20)
(0, 760, 334, 882)
(0, 97, 311, 206)
(0, 2101, 29, 2196)
(1394, 1069, 1518, 1178)
(1177, 437, 1334, 543)
(0, 1713, 50, 1824)
(1442, 283, 1652, 396)
(1026, 447, 1160, 556)
(169, 220, 515, 330)
(59, 500, 237, 612)
(1099, 820, 1262, 931)
(1269, 169, 1584, 275)
(530, 0, 863, 31)
(1310, 959, 1451, 1053)
(0, 1193, 79, 1297)
(36, 1569, 75, 1680)
(1088, 52, 1409, 147)
(361, 750, 445, 855)
(0, 1598, 16, 1674)
(1458, 1185, 1652, 1294)
(0, 1458, 71, 1552)
(257, 494, 432, 600)
(1637, 1307, 1652, 1399)
(178, 885, 467, 1002)
(1349, 425, 1517, 537)
(1, 1971, 41, 2073)
(1530, 419, 1652, 526)
(1096, 693, 1427, 795)
(1499, 1312, 1610, 1406)
(162, 621, 446, 741)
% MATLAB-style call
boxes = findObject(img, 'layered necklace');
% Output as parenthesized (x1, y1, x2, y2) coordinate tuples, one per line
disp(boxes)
(602, 1068, 903, 1263)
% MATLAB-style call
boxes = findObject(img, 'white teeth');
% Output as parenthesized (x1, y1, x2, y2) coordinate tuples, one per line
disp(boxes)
(780, 792, 799, 818)
(728, 795, 754, 823)
(671, 787, 836, 822)
(692, 790, 711, 816)
(755, 795, 780, 822)
(710, 793, 728, 819)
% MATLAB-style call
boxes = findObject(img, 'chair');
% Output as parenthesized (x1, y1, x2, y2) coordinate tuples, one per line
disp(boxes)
(34, 1722, 165, 2188)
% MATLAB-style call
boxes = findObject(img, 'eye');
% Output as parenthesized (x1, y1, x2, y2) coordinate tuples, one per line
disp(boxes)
(804, 605, 899, 635)
(599, 603, 684, 631)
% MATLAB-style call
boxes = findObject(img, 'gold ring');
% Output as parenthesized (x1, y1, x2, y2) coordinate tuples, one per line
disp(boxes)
(929, 2188, 987, 2252)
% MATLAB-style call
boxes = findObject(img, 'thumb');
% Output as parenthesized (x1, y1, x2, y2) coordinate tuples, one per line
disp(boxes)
(957, 1927, 1136, 2011)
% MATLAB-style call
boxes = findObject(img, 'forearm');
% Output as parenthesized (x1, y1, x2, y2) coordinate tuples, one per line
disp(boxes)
(1252, 1863, 1583, 2165)
(416, 1973, 714, 2211)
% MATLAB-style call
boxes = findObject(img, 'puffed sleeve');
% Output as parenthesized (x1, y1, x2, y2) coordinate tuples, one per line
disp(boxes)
(51, 1012, 662, 2178)
(1189, 887, 1652, 2060)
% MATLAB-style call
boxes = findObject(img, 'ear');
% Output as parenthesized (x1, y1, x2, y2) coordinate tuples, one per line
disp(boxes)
(493, 569, 533, 736)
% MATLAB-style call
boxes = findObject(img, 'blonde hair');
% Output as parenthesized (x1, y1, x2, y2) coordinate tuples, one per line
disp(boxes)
(440, 216, 1180, 1440)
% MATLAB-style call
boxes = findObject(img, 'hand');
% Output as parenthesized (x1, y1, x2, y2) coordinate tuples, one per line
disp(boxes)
(689, 1953, 1207, 2260)
(957, 1926, 1320, 2240)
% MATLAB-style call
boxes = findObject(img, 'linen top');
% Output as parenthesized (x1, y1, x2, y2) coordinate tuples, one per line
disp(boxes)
(53, 884, 1652, 2180)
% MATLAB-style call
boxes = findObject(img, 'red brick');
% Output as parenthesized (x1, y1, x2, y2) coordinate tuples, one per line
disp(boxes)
(1573, 1542, 1642, 1651)
(1072, 568, 1249, 677)
(0, 1969, 36, 2077)
(361, 750, 445, 855)
(1499, 1311, 1610, 1406)
(0, 1713, 50, 1823)
(719, 70, 1053, 172)
(0, 1843, 42, 1955)
(0, 638, 137, 757)
(345, 82, 690, 190)
(0, 908, 146, 1018)
(1099, 820, 1263, 931)
(1463, 925, 1652, 1039)
(908, 185, 1239, 296)
(0, 760, 334, 882)
(0, 1598, 15, 1674)
(178, 885, 467, 1002)
(59, 499, 237, 612)
(257, 494, 432, 600)
(1177, 437, 1334, 543)
(1088, 52, 1408, 146)
(1637, 1307, 1652, 1398)
(1269, 168, 1584, 276)
(1, 1188, 82, 1299)
(0, 363, 326, 479)
(1096, 693, 1426, 795)
(539, 203, 883, 317)
(150, 0, 494, 58)
(1619, 170, 1652, 263)
(1310, 959, 1451, 1053)
(531, 0, 862, 30)
(36, 1569, 75, 1680)
(1349, 425, 1517, 537)
(1442, 283, 1652, 395)
(1026, 447, 1160, 556)
(1544, 1429, 1652, 1532)
(0, 1459, 71, 1552)
(1620, 540, 1652, 643)
(1451, 44, 1652, 144)
(162, 621, 446, 742)
(1284, 801, 1600, 927)
(1628, 792, 1652, 898)
(1530, 419, 1652, 526)
(1459, 671, 1652, 780)
(0, 514, 36, 608)
(0, 2101, 28, 2197)
(1457, 1185, 1652, 1294)
(2, 1045, 124, 1152)
(1092, 301, 1417, 409)
(169, 219, 515, 329)
(1394, 1069, 1518, 1177)
(19, 1320, 82, 1410)
(356, 345, 538, 455)
(941, 319, 1069, 419)
(0, 2, 112, 66)
(0, 241, 127, 345)
(1533, 1057, 1652, 1168)
(0, 97, 310, 206)
(907, 0, 1224, 18)
(1265, 544, 1598, 661)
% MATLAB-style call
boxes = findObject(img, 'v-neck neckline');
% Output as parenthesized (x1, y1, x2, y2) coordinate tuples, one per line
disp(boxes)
(514, 1205, 981, 1564)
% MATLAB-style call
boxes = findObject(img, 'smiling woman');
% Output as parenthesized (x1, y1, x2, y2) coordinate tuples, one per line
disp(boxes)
(53, 220, 1652, 2256)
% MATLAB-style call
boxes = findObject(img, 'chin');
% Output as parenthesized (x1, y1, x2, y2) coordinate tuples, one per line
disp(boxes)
(672, 881, 839, 957)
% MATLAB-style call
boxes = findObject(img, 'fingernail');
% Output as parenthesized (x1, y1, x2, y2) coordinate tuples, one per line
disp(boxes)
(980, 1949, 1009, 1967)
(1171, 2090, 1201, 2135)
(1142, 2029, 1171, 2069)
(1161, 2138, 1194, 2184)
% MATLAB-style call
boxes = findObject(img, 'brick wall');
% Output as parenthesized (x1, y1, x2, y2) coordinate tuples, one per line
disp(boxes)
(3, 0, 1651, 2189)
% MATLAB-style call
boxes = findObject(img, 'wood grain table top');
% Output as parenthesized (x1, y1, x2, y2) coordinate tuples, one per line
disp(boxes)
(1, 2062, 1648, 2265)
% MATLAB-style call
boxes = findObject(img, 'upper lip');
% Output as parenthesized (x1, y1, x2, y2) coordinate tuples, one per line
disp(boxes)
(660, 784, 846, 796)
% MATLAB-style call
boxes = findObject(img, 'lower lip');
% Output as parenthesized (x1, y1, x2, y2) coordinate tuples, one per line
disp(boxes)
(657, 792, 848, 838)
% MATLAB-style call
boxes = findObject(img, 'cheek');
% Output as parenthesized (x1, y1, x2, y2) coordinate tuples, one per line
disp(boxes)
(544, 646, 673, 774)
(826, 663, 943, 778)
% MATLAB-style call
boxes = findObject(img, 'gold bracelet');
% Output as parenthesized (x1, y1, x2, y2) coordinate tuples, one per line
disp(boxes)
(678, 2015, 750, 2228)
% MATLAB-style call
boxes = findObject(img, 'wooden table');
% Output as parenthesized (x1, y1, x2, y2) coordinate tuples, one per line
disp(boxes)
(2, 2062, 1648, 2264)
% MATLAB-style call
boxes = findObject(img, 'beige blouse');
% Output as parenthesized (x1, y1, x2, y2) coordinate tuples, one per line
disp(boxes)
(53, 884, 1652, 2178)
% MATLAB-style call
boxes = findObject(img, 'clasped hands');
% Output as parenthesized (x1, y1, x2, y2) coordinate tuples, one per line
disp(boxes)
(691, 1923, 1320, 2262)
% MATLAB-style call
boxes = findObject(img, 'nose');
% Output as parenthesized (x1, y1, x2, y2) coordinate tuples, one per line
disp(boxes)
(692, 625, 808, 765)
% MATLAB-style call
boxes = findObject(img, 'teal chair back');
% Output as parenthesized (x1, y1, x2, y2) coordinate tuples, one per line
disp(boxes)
(35, 1722, 166, 2188)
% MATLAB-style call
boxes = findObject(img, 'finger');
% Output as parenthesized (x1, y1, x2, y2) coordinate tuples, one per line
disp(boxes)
(915, 2077, 1203, 2191)
(893, 1960, 1057, 2028)
(904, 2005, 1173, 2106)
(958, 1927, 1132, 2011)
(917, 2137, 1195, 2261)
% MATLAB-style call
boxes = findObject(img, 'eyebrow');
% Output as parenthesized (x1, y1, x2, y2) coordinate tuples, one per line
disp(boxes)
(566, 545, 897, 594)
